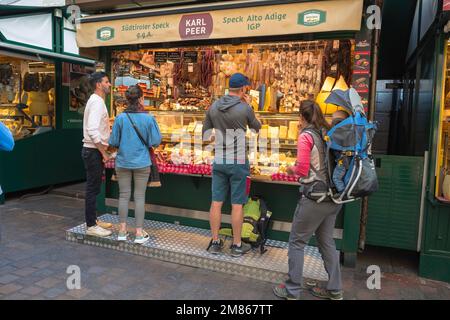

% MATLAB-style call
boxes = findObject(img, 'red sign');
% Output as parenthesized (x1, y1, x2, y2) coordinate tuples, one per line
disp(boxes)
(179, 13, 213, 40)
(444, 0, 450, 11)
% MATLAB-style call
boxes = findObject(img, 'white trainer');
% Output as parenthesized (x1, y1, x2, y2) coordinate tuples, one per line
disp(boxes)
(134, 230, 149, 244)
(86, 225, 112, 237)
(117, 232, 128, 241)
(96, 220, 113, 229)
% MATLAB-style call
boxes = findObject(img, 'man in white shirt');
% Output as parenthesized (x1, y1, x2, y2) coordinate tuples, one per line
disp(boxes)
(82, 72, 113, 237)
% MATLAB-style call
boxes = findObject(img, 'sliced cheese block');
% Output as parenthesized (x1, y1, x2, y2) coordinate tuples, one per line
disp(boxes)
(260, 124, 269, 139)
(194, 123, 203, 134)
(288, 121, 299, 140)
(187, 122, 196, 133)
(260, 128, 268, 139)
(269, 126, 279, 139)
(279, 126, 288, 139)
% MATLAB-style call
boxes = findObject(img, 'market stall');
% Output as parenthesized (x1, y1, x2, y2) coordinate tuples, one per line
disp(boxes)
(0, 7, 95, 199)
(76, 0, 371, 265)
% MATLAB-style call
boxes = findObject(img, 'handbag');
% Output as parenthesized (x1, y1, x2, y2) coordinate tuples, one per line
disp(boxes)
(125, 112, 161, 187)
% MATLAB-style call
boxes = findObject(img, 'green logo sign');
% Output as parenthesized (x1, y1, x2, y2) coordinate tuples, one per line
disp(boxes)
(298, 10, 326, 26)
(97, 27, 115, 41)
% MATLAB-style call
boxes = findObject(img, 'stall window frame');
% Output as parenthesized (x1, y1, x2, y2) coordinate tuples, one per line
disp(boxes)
(433, 36, 450, 201)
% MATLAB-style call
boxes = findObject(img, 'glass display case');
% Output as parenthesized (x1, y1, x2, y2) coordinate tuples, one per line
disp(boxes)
(150, 110, 300, 180)
(0, 55, 55, 140)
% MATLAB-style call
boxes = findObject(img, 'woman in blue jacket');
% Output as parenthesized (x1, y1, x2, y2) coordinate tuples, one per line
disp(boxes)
(109, 85, 161, 244)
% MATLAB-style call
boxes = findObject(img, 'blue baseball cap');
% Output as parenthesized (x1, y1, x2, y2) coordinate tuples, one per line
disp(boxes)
(229, 73, 250, 89)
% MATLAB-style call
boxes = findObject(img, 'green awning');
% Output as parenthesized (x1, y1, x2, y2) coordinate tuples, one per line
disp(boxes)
(0, 41, 95, 65)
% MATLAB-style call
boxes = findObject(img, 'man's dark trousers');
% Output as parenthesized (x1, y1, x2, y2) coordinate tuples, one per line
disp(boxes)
(81, 147, 103, 228)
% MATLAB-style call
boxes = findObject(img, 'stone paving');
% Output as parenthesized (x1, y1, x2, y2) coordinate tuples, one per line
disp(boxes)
(0, 193, 449, 300)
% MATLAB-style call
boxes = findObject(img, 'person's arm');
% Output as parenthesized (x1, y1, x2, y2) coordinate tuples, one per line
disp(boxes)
(246, 106, 262, 132)
(0, 122, 14, 152)
(287, 133, 313, 177)
(108, 117, 121, 148)
(86, 104, 109, 159)
(149, 116, 162, 147)
(202, 109, 214, 141)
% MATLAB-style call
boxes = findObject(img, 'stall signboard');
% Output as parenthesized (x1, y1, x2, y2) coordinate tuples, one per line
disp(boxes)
(76, 0, 363, 47)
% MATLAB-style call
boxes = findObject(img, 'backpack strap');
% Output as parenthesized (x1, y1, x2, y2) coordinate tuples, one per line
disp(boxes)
(125, 112, 150, 149)
(301, 128, 329, 185)
(300, 127, 333, 202)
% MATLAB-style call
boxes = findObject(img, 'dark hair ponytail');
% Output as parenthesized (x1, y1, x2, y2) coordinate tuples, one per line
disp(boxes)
(125, 85, 143, 112)
(299, 100, 330, 131)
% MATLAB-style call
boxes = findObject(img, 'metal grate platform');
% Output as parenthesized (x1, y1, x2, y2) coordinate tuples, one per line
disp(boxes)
(66, 214, 329, 284)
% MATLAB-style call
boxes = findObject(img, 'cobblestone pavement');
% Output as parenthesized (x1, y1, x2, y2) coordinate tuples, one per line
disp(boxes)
(0, 193, 449, 300)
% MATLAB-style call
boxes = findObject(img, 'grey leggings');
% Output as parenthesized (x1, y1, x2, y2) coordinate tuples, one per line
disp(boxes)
(115, 166, 150, 229)
(285, 196, 343, 297)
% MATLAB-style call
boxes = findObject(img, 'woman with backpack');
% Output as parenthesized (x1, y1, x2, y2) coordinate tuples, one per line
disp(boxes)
(109, 85, 161, 244)
(273, 100, 344, 300)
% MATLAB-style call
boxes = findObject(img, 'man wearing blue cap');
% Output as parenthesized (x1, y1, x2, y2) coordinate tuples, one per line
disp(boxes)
(202, 73, 261, 257)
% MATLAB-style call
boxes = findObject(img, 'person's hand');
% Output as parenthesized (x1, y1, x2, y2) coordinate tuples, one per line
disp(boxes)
(286, 166, 295, 176)
(101, 151, 111, 163)
(242, 94, 252, 105)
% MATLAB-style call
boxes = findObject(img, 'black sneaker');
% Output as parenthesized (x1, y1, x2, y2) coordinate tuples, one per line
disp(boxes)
(207, 239, 224, 254)
(230, 242, 252, 257)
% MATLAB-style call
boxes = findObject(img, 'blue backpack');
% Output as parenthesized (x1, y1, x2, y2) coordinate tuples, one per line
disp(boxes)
(324, 89, 378, 204)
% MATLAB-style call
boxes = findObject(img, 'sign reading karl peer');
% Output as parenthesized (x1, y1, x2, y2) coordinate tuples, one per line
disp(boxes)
(77, 0, 363, 47)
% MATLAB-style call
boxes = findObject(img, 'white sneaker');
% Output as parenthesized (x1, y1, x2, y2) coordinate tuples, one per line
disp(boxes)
(117, 232, 128, 241)
(134, 230, 149, 244)
(86, 225, 112, 237)
(96, 220, 112, 229)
